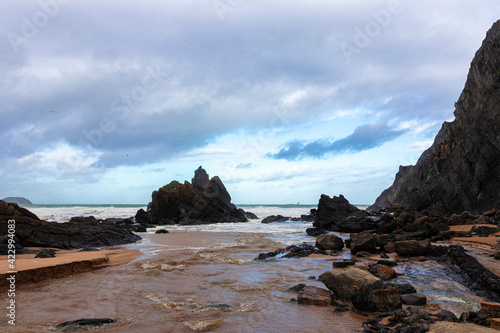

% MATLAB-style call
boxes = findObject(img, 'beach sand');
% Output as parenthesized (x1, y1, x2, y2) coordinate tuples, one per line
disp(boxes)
(0, 248, 143, 289)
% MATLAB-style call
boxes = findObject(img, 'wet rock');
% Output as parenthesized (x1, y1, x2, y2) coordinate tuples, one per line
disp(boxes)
(331, 299, 352, 312)
(287, 283, 306, 292)
(377, 260, 397, 267)
(244, 211, 258, 220)
(69, 216, 99, 223)
(155, 229, 169, 234)
(301, 214, 314, 222)
(374, 234, 389, 248)
(401, 293, 427, 305)
(384, 241, 395, 253)
(319, 266, 380, 299)
(351, 280, 402, 312)
(394, 240, 429, 256)
(356, 251, 372, 258)
(262, 215, 291, 223)
(368, 264, 397, 280)
(471, 225, 498, 237)
(306, 227, 327, 237)
(135, 208, 152, 225)
(54, 318, 117, 330)
(283, 244, 323, 258)
(78, 246, 100, 252)
(315, 234, 344, 251)
(332, 259, 356, 268)
(35, 248, 57, 258)
(255, 248, 285, 261)
(387, 282, 417, 295)
(130, 224, 147, 232)
(297, 286, 332, 306)
(351, 232, 377, 254)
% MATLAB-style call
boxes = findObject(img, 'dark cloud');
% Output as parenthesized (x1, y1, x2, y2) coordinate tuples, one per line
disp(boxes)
(269, 123, 406, 160)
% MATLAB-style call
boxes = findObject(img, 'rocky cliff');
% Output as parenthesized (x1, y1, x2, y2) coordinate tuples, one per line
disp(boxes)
(372, 20, 500, 214)
(140, 167, 248, 225)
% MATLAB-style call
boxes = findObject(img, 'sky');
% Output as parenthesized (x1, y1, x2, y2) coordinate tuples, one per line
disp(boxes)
(0, 0, 499, 205)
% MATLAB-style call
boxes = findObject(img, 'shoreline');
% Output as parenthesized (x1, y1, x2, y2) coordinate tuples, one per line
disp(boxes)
(0, 248, 143, 290)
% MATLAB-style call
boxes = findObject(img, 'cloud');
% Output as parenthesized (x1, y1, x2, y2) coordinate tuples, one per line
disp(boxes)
(268, 123, 406, 160)
(235, 163, 255, 169)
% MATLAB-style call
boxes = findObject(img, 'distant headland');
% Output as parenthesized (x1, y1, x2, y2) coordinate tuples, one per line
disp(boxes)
(1, 197, 33, 205)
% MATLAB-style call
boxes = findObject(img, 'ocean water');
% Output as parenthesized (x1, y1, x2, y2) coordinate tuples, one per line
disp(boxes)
(6, 204, 482, 332)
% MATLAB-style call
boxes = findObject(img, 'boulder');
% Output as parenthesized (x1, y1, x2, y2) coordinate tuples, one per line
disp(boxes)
(351, 280, 402, 312)
(245, 211, 258, 220)
(319, 266, 380, 299)
(368, 264, 397, 280)
(315, 234, 344, 251)
(297, 286, 332, 306)
(155, 229, 169, 234)
(35, 248, 57, 258)
(395, 240, 429, 256)
(306, 227, 327, 237)
(145, 168, 248, 225)
(135, 208, 152, 225)
(350, 232, 377, 254)
(401, 293, 427, 306)
(371, 20, 500, 214)
(0, 201, 141, 250)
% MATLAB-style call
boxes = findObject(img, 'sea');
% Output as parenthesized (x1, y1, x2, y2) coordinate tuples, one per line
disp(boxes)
(5, 204, 483, 332)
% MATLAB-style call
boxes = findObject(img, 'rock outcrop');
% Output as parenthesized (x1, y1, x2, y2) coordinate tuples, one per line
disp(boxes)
(313, 194, 369, 231)
(371, 20, 500, 215)
(0, 201, 141, 252)
(1, 197, 32, 205)
(141, 167, 248, 225)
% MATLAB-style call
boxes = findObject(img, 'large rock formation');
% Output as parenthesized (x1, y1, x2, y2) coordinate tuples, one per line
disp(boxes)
(0, 201, 141, 253)
(141, 167, 248, 225)
(1, 197, 32, 205)
(372, 20, 500, 214)
(313, 194, 370, 231)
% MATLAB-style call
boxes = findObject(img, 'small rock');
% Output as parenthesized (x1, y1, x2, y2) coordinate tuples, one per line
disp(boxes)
(351, 280, 402, 312)
(307, 276, 317, 280)
(380, 253, 390, 259)
(377, 259, 397, 267)
(332, 259, 356, 268)
(368, 264, 397, 280)
(262, 215, 291, 223)
(306, 227, 327, 237)
(155, 229, 169, 234)
(297, 286, 332, 306)
(400, 293, 427, 305)
(394, 240, 429, 256)
(78, 246, 100, 252)
(287, 283, 306, 292)
(315, 234, 344, 251)
(35, 248, 56, 258)
(54, 318, 117, 330)
(245, 211, 258, 220)
(319, 267, 380, 299)
(356, 251, 372, 258)
(350, 232, 377, 254)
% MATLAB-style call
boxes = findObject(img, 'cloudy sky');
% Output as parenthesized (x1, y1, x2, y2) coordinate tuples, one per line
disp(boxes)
(0, 1, 498, 205)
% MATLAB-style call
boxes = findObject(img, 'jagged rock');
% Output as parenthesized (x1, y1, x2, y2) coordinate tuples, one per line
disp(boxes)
(395, 240, 429, 256)
(351, 280, 402, 312)
(297, 286, 332, 306)
(319, 266, 380, 299)
(351, 232, 377, 254)
(262, 215, 291, 223)
(315, 234, 344, 251)
(401, 293, 427, 306)
(313, 194, 369, 231)
(371, 20, 500, 214)
(135, 208, 152, 225)
(0, 200, 141, 250)
(145, 168, 248, 225)
(192, 166, 209, 187)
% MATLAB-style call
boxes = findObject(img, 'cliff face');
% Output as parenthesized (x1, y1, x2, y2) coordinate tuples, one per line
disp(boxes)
(372, 20, 500, 214)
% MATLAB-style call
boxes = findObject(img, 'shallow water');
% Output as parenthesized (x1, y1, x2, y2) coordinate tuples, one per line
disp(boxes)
(2, 206, 485, 332)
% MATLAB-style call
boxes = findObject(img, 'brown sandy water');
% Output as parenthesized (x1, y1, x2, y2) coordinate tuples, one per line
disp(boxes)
(2, 230, 485, 332)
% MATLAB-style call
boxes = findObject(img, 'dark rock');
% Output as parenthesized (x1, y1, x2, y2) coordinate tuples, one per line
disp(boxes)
(387, 282, 417, 295)
(307, 276, 317, 280)
(54, 318, 117, 330)
(0, 200, 141, 250)
(306, 227, 327, 237)
(351, 280, 402, 312)
(283, 244, 323, 258)
(300, 214, 314, 222)
(356, 251, 373, 258)
(332, 259, 356, 268)
(129, 224, 147, 232)
(287, 283, 306, 292)
(155, 229, 169, 234)
(394, 240, 429, 256)
(78, 246, 100, 252)
(368, 264, 397, 280)
(297, 286, 332, 306)
(255, 248, 285, 261)
(313, 194, 369, 231)
(401, 293, 427, 305)
(315, 234, 344, 251)
(384, 242, 395, 253)
(379, 253, 390, 259)
(135, 208, 152, 225)
(471, 225, 498, 237)
(245, 211, 258, 220)
(146, 167, 248, 225)
(69, 216, 99, 223)
(35, 248, 57, 258)
(377, 260, 397, 267)
(351, 232, 377, 254)
(192, 166, 209, 187)
(0, 235, 34, 255)
(262, 215, 291, 223)
(371, 20, 500, 215)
